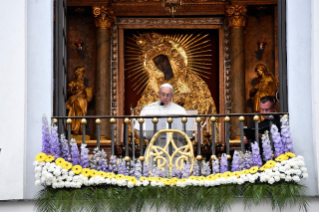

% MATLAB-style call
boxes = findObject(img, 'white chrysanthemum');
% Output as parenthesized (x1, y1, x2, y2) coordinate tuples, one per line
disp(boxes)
(35, 166, 42, 173)
(35, 179, 41, 186)
(111, 178, 117, 185)
(237, 178, 244, 185)
(89, 177, 95, 185)
(198, 181, 204, 186)
(214, 179, 221, 186)
(48, 166, 55, 172)
(70, 182, 77, 188)
(272, 167, 279, 172)
(268, 177, 275, 184)
(265, 169, 272, 175)
(65, 181, 71, 188)
(281, 160, 288, 165)
(297, 161, 305, 167)
(127, 181, 134, 188)
(150, 181, 158, 187)
(45, 172, 53, 180)
(254, 173, 261, 178)
(158, 182, 165, 187)
(76, 182, 82, 188)
(59, 181, 65, 188)
(247, 173, 252, 178)
(280, 173, 286, 179)
(41, 176, 46, 182)
(293, 176, 300, 182)
(297, 155, 304, 161)
(52, 182, 58, 189)
(284, 169, 291, 175)
(61, 169, 68, 175)
(248, 176, 255, 183)
(219, 177, 227, 184)
(46, 180, 52, 186)
(73, 175, 80, 181)
(105, 178, 111, 184)
(61, 174, 68, 180)
(301, 167, 307, 173)
(204, 181, 210, 187)
(185, 179, 192, 186)
(66, 176, 73, 182)
(294, 169, 302, 175)
(285, 175, 292, 182)
(279, 166, 286, 172)
(33, 161, 40, 166)
(142, 180, 149, 186)
(40, 162, 46, 166)
(136, 180, 142, 186)
(35, 172, 42, 179)
(275, 163, 281, 168)
(284, 164, 291, 171)
(274, 176, 280, 182)
(69, 170, 75, 176)
(302, 173, 308, 179)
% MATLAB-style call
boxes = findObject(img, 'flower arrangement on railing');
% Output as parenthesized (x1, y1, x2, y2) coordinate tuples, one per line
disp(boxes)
(34, 115, 309, 212)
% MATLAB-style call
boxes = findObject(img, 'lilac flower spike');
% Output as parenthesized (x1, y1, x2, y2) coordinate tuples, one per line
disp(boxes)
(243, 151, 253, 169)
(261, 131, 273, 162)
(91, 148, 108, 171)
(231, 150, 240, 172)
(181, 162, 191, 178)
(50, 125, 61, 158)
(251, 141, 263, 167)
(212, 157, 219, 174)
(108, 155, 117, 173)
(220, 153, 228, 173)
(201, 161, 211, 176)
(42, 114, 51, 155)
(271, 124, 284, 157)
(280, 116, 295, 153)
(80, 144, 90, 168)
(133, 160, 142, 179)
(70, 139, 81, 165)
(192, 161, 199, 176)
(118, 159, 129, 175)
(143, 164, 151, 177)
(151, 165, 165, 177)
(61, 134, 71, 162)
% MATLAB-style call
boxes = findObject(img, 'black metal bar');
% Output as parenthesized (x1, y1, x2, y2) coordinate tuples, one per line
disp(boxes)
(82, 120, 86, 144)
(168, 118, 173, 155)
(67, 123, 71, 150)
(111, 120, 115, 155)
(131, 120, 135, 160)
(268, 115, 274, 151)
(211, 119, 216, 155)
(225, 118, 230, 155)
(239, 118, 244, 152)
(125, 121, 129, 157)
(153, 120, 157, 145)
(183, 118, 187, 145)
(254, 117, 259, 147)
(96, 120, 100, 150)
(139, 120, 144, 156)
(197, 120, 201, 175)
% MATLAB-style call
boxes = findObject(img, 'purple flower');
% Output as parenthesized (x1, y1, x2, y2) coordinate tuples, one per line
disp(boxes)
(128, 161, 135, 176)
(70, 139, 80, 165)
(41, 115, 51, 155)
(108, 155, 117, 173)
(220, 153, 228, 173)
(231, 150, 240, 172)
(238, 152, 245, 171)
(251, 142, 263, 167)
(172, 167, 181, 179)
(60, 134, 71, 162)
(118, 159, 129, 175)
(133, 160, 142, 179)
(271, 125, 284, 157)
(212, 158, 219, 174)
(192, 161, 199, 176)
(91, 148, 108, 171)
(201, 161, 211, 176)
(80, 144, 90, 168)
(143, 164, 151, 177)
(243, 151, 253, 169)
(280, 117, 295, 153)
(151, 165, 165, 177)
(50, 125, 61, 158)
(261, 132, 273, 162)
(182, 162, 191, 178)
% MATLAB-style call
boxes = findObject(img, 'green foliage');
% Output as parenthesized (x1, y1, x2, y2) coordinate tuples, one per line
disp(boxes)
(35, 183, 309, 212)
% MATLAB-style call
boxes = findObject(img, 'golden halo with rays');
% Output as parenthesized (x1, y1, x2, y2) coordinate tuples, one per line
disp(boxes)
(125, 32, 213, 94)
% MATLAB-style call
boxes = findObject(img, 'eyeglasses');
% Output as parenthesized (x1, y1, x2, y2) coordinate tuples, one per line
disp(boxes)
(159, 92, 172, 98)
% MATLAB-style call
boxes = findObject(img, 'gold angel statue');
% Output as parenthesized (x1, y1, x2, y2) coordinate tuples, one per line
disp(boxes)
(66, 67, 92, 134)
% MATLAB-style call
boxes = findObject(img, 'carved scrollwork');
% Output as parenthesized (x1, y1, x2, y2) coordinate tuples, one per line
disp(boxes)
(225, 5, 247, 28)
(93, 6, 116, 29)
(223, 24, 231, 114)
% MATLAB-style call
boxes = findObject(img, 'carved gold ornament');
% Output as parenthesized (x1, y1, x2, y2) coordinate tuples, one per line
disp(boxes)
(93, 6, 116, 29)
(145, 129, 194, 177)
(226, 5, 247, 28)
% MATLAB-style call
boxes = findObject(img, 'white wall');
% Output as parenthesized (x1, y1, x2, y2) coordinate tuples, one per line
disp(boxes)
(311, 0, 319, 192)
(287, 0, 318, 195)
(25, 0, 54, 199)
(0, 0, 27, 200)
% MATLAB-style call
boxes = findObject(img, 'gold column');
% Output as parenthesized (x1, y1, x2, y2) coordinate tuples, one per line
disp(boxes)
(93, 6, 116, 139)
(226, 5, 247, 140)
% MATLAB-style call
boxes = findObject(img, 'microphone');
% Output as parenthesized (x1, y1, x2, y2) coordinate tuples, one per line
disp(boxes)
(160, 102, 164, 106)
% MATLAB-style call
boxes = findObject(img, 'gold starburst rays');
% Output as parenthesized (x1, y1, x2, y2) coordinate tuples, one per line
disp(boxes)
(125, 32, 212, 94)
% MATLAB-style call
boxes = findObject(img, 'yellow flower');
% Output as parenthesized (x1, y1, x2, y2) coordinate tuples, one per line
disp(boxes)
(198, 176, 206, 181)
(35, 153, 47, 162)
(206, 175, 215, 181)
(139, 177, 147, 181)
(188, 176, 197, 180)
(72, 165, 83, 174)
(224, 171, 233, 178)
(275, 154, 289, 162)
(171, 178, 178, 185)
(99, 171, 107, 178)
(242, 170, 250, 175)
(178, 179, 187, 183)
(126, 176, 137, 184)
(232, 171, 241, 178)
(215, 173, 223, 179)
(249, 166, 259, 174)
(81, 168, 91, 177)
(265, 160, 276, 168)
(155, 177, 163, 182)
(164, 179, 172, 186)
(55, 158, 65, 166)
(45, 155, 55, 162)
(286, 152, 296, 158)
(115, 174, 125, 180)
(62, 161, 72, 170)
(90, 169, 98, 177)
(259, 166, 265, 171)
(105, 172, 115, 178)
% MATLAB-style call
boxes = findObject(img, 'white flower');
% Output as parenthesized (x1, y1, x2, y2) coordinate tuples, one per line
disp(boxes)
(272, 167, 279, 172)
(48, 166, 55, 172)
(58, 181, 65, 188)
(248, 177, 255, 183)
(105, 178, 111, 184)
(61, 169, 68, 175)
(46, 180, 52, 186)
(52, 182, 58, 189)
(237, 178, 244, 185)
(66, 176, 73, 182)
(204, 181, 210, 187)
(127, 181, 134, 188)
(294, 169, 302, 175)
(281, 160, 288, 165)
(76, 182, 82, 188)
(280, 174, 286, 179)
(142, 180, 149, 186)
(136, 181, 142, 186)
(275, 163, 281, 168)
(284, 164, 291, 171)
(33, 161, 40, 166)
(150, 181, 158, 187)
(265, 169, 272, 175)
(52, 177, 58, 183)
(301, 167, 307, 173)
(279, 167, 286, 172)
(219, 177, 226, 184)
(158, 182, 165, 187)
(268, 177, 275, 184)
(35, 173, 42, 179)
(45, 162, 51, 168)
(35, 180, 41, 186)
(297, 161, 305, 167)
(296, 156, 304, 161)
(35, 166, 42, 173)
(274, 176, 280, 182)
(284, 169, 291, 175)
(45, 172, 53, 180)
(39, 162, 46, 166)
(65, 181, 71, 188)
(302, 173, 308, 179)
(285, 175, 292, 182)
(293, 176, 300, 182)
(69, 170, 75, 176)
(41, 176, 46, 182)
(111, 178, 117, 185)
(198, 181, 204, 186)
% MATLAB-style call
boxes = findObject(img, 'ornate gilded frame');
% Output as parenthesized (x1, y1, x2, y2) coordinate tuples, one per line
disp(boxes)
(111, 18, 231, 144)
